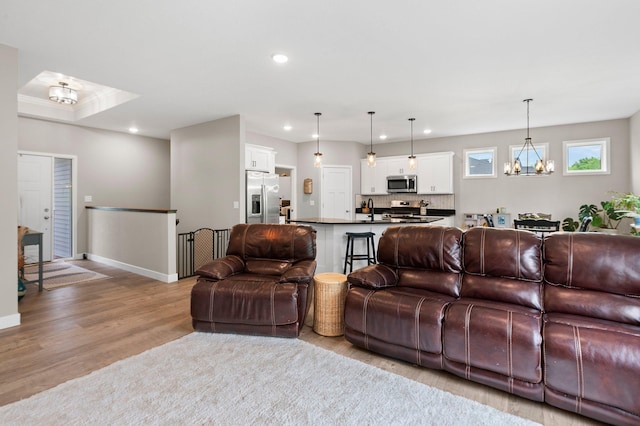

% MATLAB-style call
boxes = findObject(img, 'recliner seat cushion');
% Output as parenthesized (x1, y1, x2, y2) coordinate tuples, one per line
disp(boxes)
(191, 278, 299, 326)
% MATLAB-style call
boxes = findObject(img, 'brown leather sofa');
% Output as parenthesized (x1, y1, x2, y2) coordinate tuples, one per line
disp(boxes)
(191, 223, 317, 338)
(345, 226, 640, 426)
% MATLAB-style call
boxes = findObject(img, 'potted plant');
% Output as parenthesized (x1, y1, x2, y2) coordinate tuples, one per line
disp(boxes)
(562, 201, 624, 232)
(611, 192, 640, 225)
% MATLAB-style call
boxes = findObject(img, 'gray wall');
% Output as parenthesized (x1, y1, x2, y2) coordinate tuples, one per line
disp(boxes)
(0, 44, 19, 327)
(631, 110, 640, 193)
(18, 117, 171, 254)
(369, 119, 631, 226)
(296, 139, 363, 218)
(170, 115, 244, 232)
(246, 131, 297, 166)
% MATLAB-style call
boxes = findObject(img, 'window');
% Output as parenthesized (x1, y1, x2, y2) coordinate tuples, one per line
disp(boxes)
(463, 147, 497, 178)
(563, 138, 610, 175)
(509, 142, 549, 176)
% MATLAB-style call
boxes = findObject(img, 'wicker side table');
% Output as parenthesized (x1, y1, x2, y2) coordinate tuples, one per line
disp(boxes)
(313, 272, 348, 336)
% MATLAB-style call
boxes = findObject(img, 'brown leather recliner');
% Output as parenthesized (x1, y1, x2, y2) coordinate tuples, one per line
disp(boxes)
(543, 232, 640, 426)
(191, 223, 317, 338)
(345, 226, 464, 369)
(442, 227, 545, 402)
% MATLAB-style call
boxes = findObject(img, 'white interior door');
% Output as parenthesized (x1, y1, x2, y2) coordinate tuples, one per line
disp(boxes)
(321, 166, 352, 220)
(18, 154, 53, 262)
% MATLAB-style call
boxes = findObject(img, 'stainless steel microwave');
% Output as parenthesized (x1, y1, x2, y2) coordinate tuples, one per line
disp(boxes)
(386, 175, 417, 193)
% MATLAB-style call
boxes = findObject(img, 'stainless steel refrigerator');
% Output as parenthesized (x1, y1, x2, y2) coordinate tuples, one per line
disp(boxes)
(246, 171, 280, 224)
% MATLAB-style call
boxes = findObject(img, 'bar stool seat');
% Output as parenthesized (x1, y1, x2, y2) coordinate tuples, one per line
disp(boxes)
(343, 232, 376, 274)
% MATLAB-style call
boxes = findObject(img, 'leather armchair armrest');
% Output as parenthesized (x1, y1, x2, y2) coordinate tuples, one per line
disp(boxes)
(196, 255, 244, 280)
(280, 260, 317, 284)
(348, 264, 397, 289)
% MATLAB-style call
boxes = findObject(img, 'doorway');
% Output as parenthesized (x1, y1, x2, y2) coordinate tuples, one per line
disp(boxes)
(275, 165, 296, 221)
(18, 152, 77, 262)
(321, 165, 353, 220)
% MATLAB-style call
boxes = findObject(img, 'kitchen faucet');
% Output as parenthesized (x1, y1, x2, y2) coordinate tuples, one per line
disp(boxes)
(367, 198, 375, 222)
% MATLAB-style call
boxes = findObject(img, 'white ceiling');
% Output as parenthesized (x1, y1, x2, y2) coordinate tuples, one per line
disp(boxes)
(2, 1, 640, 144)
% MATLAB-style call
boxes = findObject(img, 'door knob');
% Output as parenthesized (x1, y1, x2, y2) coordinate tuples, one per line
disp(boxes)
(44, 216, 50, 220)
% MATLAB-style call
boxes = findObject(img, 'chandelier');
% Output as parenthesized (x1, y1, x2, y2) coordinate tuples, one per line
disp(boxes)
(504, 99, 554, 176)
(367, 111, 376, 167)
(313, 112, 322, 167)
(48, 82, 78, 105)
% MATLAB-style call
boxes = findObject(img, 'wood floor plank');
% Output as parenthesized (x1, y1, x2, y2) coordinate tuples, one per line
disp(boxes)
(0, 260, 601, 425)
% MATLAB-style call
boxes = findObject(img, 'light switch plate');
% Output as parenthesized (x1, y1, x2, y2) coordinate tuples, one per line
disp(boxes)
(84, 195, 93, 202)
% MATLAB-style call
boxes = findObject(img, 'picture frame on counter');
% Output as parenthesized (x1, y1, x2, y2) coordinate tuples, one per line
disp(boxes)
(463, 147, 497, 178)
(562, 137, 610, 176)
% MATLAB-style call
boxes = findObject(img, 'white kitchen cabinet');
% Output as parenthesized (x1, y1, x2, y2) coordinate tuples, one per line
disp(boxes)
(245, 144, 275, 173)
(360, 159, 388, 195)
(386, 157, 413, 176)
(417, 152, 454, 194)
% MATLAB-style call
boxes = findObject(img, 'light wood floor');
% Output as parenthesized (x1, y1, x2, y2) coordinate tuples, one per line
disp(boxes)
(1, 260, 601, 425)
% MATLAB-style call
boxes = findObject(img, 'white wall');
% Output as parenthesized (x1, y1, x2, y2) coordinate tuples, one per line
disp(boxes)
(170, 115, 244, 232)
(371, 119, 631, 225)
(0, 44, 20, 329)
(18, 117, 171, 255)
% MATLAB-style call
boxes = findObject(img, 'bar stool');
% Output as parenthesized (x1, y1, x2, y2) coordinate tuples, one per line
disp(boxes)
(343, 232, 376, 274)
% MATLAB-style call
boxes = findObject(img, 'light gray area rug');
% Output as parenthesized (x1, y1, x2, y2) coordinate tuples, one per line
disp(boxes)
(0, 333, 540, 425)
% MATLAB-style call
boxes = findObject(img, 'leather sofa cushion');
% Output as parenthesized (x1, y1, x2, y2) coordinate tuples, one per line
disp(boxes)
(245, 259, 291, 276)
(443, 299, 543, 383)
(461, 274, 543, 311)
(377, 226, 463, 273)
(345, 286, 456, 355)
(191, 278, 299, 325)
(544, 313, 640, 418)
(463, 228, 542, 281)
(227, 223, 316, 262)
(347, 264, 398, 289)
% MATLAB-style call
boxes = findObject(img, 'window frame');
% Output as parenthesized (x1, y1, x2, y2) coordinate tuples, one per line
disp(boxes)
(562, 137, 610, 176)
(463, 147, 497, 179)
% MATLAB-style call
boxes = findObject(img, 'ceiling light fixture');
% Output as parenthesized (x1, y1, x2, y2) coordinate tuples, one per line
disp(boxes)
(367, 111, 376, 167)
(271, 53, 289, 64)
(313, 112, 322, 168)
(423, 129, 432, 135)
(408, 118, 417, 170)
(379, 134, 387, 140)
(504, 99, 554, 176)
(48, 82, 78, 105)
(283, 124, 292, 131)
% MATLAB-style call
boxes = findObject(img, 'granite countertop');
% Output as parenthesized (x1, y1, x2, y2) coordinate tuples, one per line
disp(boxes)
(355, 207, 455, 216)
(289, 217, 444, 225)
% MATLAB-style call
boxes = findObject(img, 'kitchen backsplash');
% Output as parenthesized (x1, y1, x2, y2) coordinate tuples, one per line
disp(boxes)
(356, 194, 454, 210)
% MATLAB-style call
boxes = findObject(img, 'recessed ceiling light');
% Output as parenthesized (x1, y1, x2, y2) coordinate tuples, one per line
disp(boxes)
(423, 129, 432, 134)
(283, 125, 292, 131)
(271, 53, 289, 64)
(129, 127, 139, 133)
(312, 133, 319, 139)
(379, 134, 387, 140)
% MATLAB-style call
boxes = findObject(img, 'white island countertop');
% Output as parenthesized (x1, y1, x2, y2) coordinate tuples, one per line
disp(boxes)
(288, 217, 444, 274)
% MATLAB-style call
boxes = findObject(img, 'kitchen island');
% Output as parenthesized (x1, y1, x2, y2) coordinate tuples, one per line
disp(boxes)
(289, 216, 443, 274)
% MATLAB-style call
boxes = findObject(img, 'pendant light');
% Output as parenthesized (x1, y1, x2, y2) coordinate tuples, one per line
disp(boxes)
(367, 111, 376, 167)
(504, 99, 554, 176)
(313, 112, 322, 168)
(408, 117, 417, 170)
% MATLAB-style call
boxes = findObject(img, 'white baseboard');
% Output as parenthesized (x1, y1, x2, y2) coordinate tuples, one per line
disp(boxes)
(0, 313, 21, 330)
(86, 254, 178, 283)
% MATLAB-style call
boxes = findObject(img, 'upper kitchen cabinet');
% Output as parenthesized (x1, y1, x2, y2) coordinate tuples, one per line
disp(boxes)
(386, 157, 412, 176)
(360, 159, 388, 195)
(417, 152, 454, 194)
(245, 144, 276, 173)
